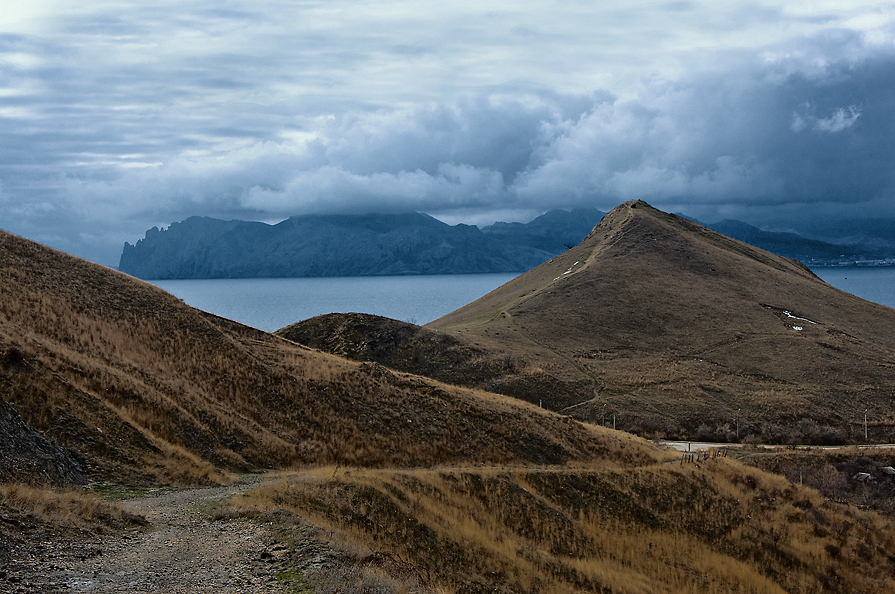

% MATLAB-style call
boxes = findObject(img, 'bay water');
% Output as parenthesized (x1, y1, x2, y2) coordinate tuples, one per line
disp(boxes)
(153, 267, 895, 333)
(154, 273, 517, 332)
(811, 267, 895, 310)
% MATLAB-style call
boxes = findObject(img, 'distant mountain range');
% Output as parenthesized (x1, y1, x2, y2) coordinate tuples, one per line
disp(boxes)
(701, 219, 885, 266)
(667, 217, 889, 265)
(119, 208, 890, 279)
(119, 209, 604, 279)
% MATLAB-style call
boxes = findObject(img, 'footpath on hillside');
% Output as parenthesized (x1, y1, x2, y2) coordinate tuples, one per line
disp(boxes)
(3, 477, 290, 593)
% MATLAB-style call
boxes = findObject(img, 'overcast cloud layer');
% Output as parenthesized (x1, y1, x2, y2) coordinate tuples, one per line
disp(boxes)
(2, 1, 894, 265)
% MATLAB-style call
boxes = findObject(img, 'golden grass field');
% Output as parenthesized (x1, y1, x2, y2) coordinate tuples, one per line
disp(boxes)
(4, 204, 895, 593)
(227, 459, 895, 594)
(0, 229, 621, 486)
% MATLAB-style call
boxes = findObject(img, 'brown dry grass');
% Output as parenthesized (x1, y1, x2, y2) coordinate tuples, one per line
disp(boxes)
(417, 200, 895, 440)
(0, 482, 144, 531)
(0, 229, 651, 487)
(7, 226, 895, 592)
(227, 457, 895, 593)
(740, 446, 895, 512)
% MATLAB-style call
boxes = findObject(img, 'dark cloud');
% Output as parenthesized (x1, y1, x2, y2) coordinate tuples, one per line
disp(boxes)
(0, 2, 894, 265)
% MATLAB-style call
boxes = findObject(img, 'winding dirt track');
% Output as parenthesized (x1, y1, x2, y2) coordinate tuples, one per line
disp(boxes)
(5, 477, 288, 593)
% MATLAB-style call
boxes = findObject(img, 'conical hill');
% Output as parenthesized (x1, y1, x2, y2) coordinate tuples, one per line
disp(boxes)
(427, 200, 895, 440)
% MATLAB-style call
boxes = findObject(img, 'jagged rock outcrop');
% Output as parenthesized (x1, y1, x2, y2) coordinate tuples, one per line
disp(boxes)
(0, 390, 88, 487)
(119, 209, 606, 279)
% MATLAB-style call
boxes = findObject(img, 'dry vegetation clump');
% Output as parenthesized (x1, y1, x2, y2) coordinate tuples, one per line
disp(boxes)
(226, 459, 895, 594)
(0, 482, 145, 532)
(742, 447, 895, 513)
(213, 499, 435, 594)
(0, 481, 146, 574)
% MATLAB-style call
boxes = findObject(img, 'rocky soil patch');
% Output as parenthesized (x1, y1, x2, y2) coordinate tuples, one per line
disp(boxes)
(1, 478, 290, 593)
(0, 391, 87, 488)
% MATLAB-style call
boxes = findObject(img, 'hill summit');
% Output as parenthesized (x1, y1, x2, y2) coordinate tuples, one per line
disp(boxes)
(433, 200, 895, 439)
(286, 200, 895, 442)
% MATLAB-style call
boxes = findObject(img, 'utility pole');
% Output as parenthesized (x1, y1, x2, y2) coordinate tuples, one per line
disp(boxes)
(865, 409, 869, 441)
(736, 408, 740, 441)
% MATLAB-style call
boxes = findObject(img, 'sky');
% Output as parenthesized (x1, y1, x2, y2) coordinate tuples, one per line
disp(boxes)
(1, 1, 894, 266)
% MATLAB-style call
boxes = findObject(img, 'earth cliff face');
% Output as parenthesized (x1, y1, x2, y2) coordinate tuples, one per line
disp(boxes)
(0, 380, 87, 487)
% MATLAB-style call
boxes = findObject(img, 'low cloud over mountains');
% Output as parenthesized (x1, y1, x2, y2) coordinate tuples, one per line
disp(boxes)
(2, 2, 894, 265)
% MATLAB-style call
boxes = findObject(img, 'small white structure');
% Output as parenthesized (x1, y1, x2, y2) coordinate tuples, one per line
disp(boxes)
(853, 472, 873, 482)
(881, 466, 895, 475)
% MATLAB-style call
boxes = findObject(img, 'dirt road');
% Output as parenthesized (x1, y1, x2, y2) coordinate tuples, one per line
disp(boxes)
(659, 440, 895, 452)
(3, 478, 288, 593)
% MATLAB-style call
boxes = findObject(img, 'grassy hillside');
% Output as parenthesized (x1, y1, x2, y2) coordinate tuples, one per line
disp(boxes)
(7, 226, 895, 593)
(286, 201, 895, 442)
(433, 200, 895, 440)
(277, 313, 506, 388)
(229, 459, 895, 594)
(0, 229, 642, 487)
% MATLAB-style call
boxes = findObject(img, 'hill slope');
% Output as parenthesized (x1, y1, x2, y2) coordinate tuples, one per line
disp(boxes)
(232, 460, 895, 594)
(8, 227, 895, 594)
(286, 201, 895, 442)
(432, 200, 895, 439)
(0, 229, 647, 486)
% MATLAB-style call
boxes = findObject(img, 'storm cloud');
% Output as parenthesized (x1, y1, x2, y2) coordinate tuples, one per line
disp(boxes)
(1, 1, 894, 264)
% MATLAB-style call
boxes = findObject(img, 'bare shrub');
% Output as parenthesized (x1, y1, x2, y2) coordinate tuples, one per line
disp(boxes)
(2, 344, 28, 368)
(695, 423, 736, 443)
(500, 353, 519, 371)
(621, 413, 681, 439)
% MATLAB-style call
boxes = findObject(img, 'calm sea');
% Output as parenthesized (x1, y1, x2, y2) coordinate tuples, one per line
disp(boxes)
(153, 267, 895, 333)
(153, 274, 518, 332)
(811, 267, 895, 309)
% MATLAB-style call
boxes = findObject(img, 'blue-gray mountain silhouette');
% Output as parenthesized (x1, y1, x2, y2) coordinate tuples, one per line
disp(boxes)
(120, 208, 880, 280)
(119, 209, 605, 279)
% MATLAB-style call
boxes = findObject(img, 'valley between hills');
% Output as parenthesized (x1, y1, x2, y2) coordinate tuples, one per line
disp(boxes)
(4, 201, 895, 593)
